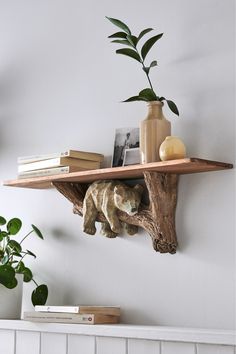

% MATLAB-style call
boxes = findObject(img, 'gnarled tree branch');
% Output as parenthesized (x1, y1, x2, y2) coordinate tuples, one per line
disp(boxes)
(53, 172, 178, 254)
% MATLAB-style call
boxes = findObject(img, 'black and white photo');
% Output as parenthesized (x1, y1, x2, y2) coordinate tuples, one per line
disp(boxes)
(111, 127, 139, 167)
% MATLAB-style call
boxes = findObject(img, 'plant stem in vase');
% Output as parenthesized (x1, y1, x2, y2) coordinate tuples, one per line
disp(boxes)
(106, 16, 180, 164)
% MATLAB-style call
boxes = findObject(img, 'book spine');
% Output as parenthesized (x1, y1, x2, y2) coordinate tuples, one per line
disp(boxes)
(24, 312, 119, 324)
(18, 167, 71, 178)
(18, 158, 61, 173)
(18, 152, 68, 164)
(17, 151, 104, 164)
(34, 305, 120, 316)
(24, 313, 95, 324)
(18, 157, 100, 173)
(35, 305, 79, 313)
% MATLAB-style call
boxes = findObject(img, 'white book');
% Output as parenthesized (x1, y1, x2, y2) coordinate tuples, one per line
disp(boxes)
(23, 312, 119, 324)
(35, 305, 81, 313)
(18, 157, 100, 173)
(35, 305, 120, 316)
(18, 150, 104, 164)
(18, 166, 85, 179)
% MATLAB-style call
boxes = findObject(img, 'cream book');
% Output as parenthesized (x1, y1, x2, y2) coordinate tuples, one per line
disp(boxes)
(23, 312, 119, 324)
(18, 157, 100, 173)
(35, 305, 120, 316)
(18, 150, 104, 164)
(18, 166, 86, 178)
(18, 166, 87, 179)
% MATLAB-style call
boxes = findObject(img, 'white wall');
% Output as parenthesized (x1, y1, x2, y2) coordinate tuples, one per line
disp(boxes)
(0, 0, 235, 330)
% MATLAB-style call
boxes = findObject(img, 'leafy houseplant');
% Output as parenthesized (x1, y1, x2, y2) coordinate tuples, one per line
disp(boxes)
(0, 216, 48, 306)
(106, 16, 179, 116)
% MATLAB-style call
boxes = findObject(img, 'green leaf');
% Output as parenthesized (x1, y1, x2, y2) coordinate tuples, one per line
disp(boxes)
(141, 33, 163, 60)
(159, 96, 165, 101)
(23, 267, 33, 282)
(150, 60, 157, 68)
(106, 16, 131, 35)
(31, 224, 44, 239)
(116, 48, 141, 62)
(0, 231, 8, 239)
(139, 88, 158, 101)
(166, 100, 179, 116)
(0, 216, 6, 225)
(4, 276, 17, 289)
(0, 264, 15, 287)
(123, 96, 146, 102)
(138, 28, 153, 41)
(7, 218, 22, 235)
(143, 60, 158, 75)
(26, 249, 36, 258)
(31, 284, 48, 306)
(108, 31, 127, 39)
(126, 35, 138, 47)
(111, 39, 133, 47)
(8, 240, 22, 253)
(12, 251, 22, 258)
(15, 261, 25, 273)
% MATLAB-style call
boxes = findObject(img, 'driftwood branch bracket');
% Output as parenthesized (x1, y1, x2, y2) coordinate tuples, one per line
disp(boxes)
(53, 171, 179, 254)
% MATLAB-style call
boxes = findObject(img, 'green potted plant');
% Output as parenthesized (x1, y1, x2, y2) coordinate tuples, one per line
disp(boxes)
(106, 17, 179, 163)
(0, 216, 48, 319)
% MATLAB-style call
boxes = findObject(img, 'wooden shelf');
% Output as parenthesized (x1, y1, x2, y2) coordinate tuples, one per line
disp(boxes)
(3, 158, 233, 190)
(3, 158, 233, 254)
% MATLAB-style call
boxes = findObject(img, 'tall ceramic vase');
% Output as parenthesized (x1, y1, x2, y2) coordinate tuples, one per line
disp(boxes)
(140, 101, 171, 163)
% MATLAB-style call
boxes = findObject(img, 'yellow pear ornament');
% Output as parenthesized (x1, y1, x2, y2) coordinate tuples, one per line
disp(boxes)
(159, 136, 186, 161)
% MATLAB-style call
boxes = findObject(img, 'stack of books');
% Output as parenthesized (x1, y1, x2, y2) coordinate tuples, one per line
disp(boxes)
(17, 150, 104, 179)
(23, 305, 121, 324)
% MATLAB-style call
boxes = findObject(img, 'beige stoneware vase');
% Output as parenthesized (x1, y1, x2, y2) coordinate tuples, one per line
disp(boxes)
(140, 101, 171, 164)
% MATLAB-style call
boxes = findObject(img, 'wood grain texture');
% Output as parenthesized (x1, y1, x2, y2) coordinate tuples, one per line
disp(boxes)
(53, 172, 178, 253)
(3, 158, 233, 189)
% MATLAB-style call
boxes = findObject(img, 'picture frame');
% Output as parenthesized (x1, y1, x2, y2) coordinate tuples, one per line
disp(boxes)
(111, 127, 140, 167)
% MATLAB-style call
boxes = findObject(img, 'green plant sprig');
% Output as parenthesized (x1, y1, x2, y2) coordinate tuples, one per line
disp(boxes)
(106, 16, 179, 116)
(0, 216, 48, 306)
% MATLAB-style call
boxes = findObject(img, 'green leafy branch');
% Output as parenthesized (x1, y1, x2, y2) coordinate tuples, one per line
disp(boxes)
(0, 216, 48, 306)
(106, 16, 179, 116)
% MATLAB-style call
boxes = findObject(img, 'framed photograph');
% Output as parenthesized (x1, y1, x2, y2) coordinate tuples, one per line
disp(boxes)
(112, 127, 140, 167)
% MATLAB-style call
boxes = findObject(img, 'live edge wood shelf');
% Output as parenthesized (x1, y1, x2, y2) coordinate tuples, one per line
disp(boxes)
(3, 158, 233, 254)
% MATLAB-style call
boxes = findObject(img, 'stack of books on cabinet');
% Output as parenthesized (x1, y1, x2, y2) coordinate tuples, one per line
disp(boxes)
(17, 150, 104, 179)
(23, 305, 120, 324)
